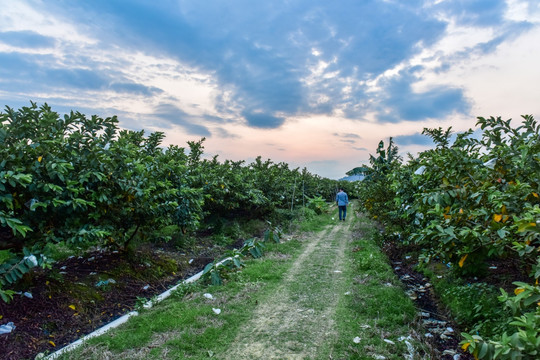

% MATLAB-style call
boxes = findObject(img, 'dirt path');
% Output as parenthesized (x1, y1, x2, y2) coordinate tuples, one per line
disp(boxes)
(222, 221, 352, 359)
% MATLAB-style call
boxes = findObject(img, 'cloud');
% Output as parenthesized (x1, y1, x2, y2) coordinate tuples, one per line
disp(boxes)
(375, 68, 470, 123)
(33, 0, 452, 127)
(0, 52, 107, 93)
(213, 127, 240, 139)
(153, 103, 211, 136)
(0, 30, 56, 48)
(334, 133, 361, 139)
(1, 0, 539, 180)
(242, 111, 285, 128)
(48, 68, 108, 90)
(393, 133, 435, 146)
(108, 82, 163, 96)
(434, 0, 507, 26)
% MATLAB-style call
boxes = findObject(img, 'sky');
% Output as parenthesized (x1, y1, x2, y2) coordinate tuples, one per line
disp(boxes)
(1, 0, 539, 179)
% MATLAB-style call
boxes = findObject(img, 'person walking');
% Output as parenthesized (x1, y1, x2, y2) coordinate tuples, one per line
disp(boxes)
(336, 188, 349, 221)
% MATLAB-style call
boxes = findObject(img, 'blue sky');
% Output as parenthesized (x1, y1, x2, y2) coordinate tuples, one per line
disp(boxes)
(1, 0, 539, 178)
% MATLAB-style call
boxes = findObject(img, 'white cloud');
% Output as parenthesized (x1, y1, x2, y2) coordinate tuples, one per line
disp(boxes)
(0, 0, 95, 45)
(505, 0, 540, 22)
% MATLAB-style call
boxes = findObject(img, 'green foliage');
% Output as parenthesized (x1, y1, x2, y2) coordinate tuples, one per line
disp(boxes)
(357, 137, 402, 223)
(201, 223, 282, 285)
(306, 196, 327, 215)
(461, 282, 540, 359)
(0, 102, 341, 302)
(439, 281, 509, 337)
(357, 115, 540, 358)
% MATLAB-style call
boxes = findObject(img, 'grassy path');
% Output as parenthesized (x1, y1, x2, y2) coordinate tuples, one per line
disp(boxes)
(224, 224, 348, 359)
(55, 206, 432, 360)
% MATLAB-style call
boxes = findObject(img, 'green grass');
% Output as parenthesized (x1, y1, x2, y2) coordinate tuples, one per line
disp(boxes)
(55, 238, 304, 359)
(328, 215, 431, 359)
(53, 205, 432, 359)
(418, 264, 511, 338)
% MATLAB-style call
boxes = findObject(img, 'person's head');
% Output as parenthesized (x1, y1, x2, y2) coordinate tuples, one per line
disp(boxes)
(338, 188, 343, 192)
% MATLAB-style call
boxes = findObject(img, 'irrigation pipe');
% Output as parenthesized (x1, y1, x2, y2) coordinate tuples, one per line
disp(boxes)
(42, 257, 233, 360)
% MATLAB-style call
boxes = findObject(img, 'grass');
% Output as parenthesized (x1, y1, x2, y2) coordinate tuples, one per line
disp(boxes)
(329, 214, 431, 359)
(52, 203, 433, 359)
(418, 263, 512, 338)
(54, 237, 304, 359)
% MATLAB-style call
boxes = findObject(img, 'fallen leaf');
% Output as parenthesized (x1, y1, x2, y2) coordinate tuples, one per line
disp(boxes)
(68, 305, 76, 311)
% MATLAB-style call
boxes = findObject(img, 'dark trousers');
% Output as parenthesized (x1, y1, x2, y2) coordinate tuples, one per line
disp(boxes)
(338, 205, 347, 220)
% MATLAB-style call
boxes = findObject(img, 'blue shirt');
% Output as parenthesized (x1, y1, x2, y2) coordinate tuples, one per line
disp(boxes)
(336, 191, 349, 206)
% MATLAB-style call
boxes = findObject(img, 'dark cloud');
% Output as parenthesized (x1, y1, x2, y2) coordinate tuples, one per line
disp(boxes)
(45, 0, 451, 127)
(0, 52, 107, 91)
(213, 127, 240, 139)
(0, 0, 533, 131)
(108, 82, 163, 96)
(0, 30, 56, 48)
(353, 147, 368, 151)
(376, 68, 470, 123)
(48, 68, 108, 90)
(334, 133, 361, 139)
(153, 103, 211, 136)
(242, 111, 285, 128)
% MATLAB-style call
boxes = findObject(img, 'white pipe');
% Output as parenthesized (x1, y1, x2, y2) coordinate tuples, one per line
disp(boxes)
(43, 269, 205, 359)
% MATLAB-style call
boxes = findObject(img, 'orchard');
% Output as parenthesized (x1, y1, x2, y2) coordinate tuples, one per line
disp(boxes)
(357, 115, 540, 359)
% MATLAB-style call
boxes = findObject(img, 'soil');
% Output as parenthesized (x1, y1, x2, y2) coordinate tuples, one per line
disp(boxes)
(382, 240, 475, 360)
(0, 238, 232, 360)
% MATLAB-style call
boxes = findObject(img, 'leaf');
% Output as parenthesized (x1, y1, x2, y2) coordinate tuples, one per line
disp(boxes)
(478, 343, 488, 358)
(459, 254, 468, 268)
(210, 271, 222, 286)
(38, 156, 43, 163)
(523, 293, 540, 307)
(69, 304, 76, 310)
(517, 222, 536, 233)
(514, 288, 524, 295)
(493, 214, 503, 222)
